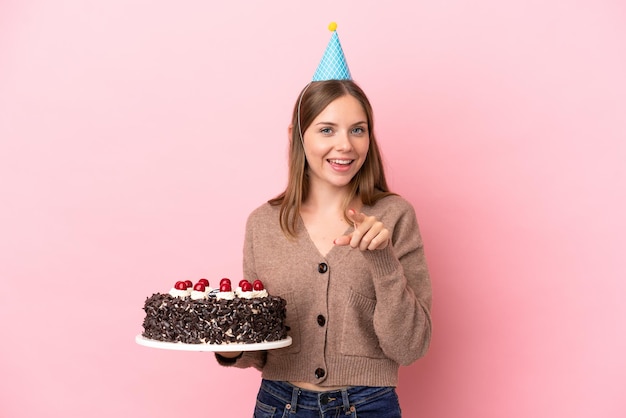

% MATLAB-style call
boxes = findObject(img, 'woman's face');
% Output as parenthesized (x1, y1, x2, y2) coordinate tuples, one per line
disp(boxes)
(302, 94, 370, 191)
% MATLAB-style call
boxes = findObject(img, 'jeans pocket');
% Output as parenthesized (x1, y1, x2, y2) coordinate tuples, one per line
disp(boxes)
(253, 399, 277, 418)
(351, 387, 401, 418)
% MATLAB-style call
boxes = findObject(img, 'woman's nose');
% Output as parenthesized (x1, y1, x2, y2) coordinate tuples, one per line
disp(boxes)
(335, 131, 353, 151)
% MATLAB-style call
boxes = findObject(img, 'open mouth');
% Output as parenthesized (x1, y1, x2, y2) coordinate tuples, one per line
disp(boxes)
(327, 159, 354, 166)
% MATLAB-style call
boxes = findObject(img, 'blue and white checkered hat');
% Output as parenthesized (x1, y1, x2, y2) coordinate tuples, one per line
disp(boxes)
(312, 22, 352, 81)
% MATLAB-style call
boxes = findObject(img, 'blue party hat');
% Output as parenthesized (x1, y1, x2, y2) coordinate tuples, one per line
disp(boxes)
(312, 22, 352, 81)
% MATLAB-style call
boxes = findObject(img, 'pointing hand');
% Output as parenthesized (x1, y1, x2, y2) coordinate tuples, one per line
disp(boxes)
(334, 209, 390, 251)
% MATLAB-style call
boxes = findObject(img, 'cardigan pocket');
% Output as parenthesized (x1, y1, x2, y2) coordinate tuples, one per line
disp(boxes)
(340, 289, 386, 359)
(274, 291, 301, 355)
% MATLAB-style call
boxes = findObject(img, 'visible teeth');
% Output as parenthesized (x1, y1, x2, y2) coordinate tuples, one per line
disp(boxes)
(329, 159, 352, 165)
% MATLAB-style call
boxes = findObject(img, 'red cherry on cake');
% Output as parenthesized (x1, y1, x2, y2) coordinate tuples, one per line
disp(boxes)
(193, 282, 206, 292)
(220, 278, 231, 287)
(198, 278, 209, 287)
(241, 281, 253, 292)
(253, 280, 264, 291)
(220, 282, 232, 292)
(238, 279, 250, 288)
(174, 281, 187, 290)
(184, 280, 193, 289)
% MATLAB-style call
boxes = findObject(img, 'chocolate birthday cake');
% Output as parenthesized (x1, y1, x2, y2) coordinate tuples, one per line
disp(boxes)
(141, 278, 287, 345)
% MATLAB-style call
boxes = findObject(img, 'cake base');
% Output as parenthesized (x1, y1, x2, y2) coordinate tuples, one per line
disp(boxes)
(135, 334, 292, 352)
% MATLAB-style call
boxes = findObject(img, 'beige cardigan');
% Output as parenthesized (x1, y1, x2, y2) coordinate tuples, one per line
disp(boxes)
(216, 195, 432, 387)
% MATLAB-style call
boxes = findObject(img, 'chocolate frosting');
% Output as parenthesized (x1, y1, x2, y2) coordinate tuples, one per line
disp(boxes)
(142, 294, 287, 344)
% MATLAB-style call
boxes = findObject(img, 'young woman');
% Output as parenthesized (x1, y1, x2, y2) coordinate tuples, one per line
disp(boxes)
(215, 79, 432, 417)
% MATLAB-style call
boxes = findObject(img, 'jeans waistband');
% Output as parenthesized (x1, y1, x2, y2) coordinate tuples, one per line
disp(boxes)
(259, 379, 395, 413)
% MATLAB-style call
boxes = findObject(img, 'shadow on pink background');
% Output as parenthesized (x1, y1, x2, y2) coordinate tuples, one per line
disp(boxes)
(1, 1, 624, 417)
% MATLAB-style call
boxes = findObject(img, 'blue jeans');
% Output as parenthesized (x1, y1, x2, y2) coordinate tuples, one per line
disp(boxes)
(253, 379, 402, 418)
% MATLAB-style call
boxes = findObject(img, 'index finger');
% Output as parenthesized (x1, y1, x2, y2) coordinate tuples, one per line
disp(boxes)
(347, 209, 366, 226)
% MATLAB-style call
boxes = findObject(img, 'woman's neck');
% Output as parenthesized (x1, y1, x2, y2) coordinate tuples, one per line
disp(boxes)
(302, 186, 361, 217)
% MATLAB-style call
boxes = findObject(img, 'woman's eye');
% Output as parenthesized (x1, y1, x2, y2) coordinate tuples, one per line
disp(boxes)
(320, 127, 333, 134)
(352, 127, 366, 135)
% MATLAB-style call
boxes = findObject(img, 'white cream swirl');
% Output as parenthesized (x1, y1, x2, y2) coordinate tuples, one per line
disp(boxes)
(216, 291, 235, 300)
(234, 287, 268, 299)
(190, 290, 208, 300)
(169, 288, 191, 298)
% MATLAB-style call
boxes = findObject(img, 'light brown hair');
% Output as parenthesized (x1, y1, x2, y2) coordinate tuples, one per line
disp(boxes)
(269, 80, 394, 237)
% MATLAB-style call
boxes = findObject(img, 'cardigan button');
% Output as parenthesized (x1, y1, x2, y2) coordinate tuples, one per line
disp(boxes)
(317, 315, 326, 327)
(318, 263, 328, 273)
(314, 368, 325, 379)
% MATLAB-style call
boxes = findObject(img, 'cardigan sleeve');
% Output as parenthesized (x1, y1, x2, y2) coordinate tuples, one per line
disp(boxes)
(213, 210, 267, 371)
(361, 201, 432, 366)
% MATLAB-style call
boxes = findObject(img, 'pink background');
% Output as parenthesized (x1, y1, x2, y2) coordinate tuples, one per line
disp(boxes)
(1, 1, 625, 417)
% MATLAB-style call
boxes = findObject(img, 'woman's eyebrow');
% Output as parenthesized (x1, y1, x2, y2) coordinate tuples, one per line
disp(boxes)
(314, 120, 367, 126)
